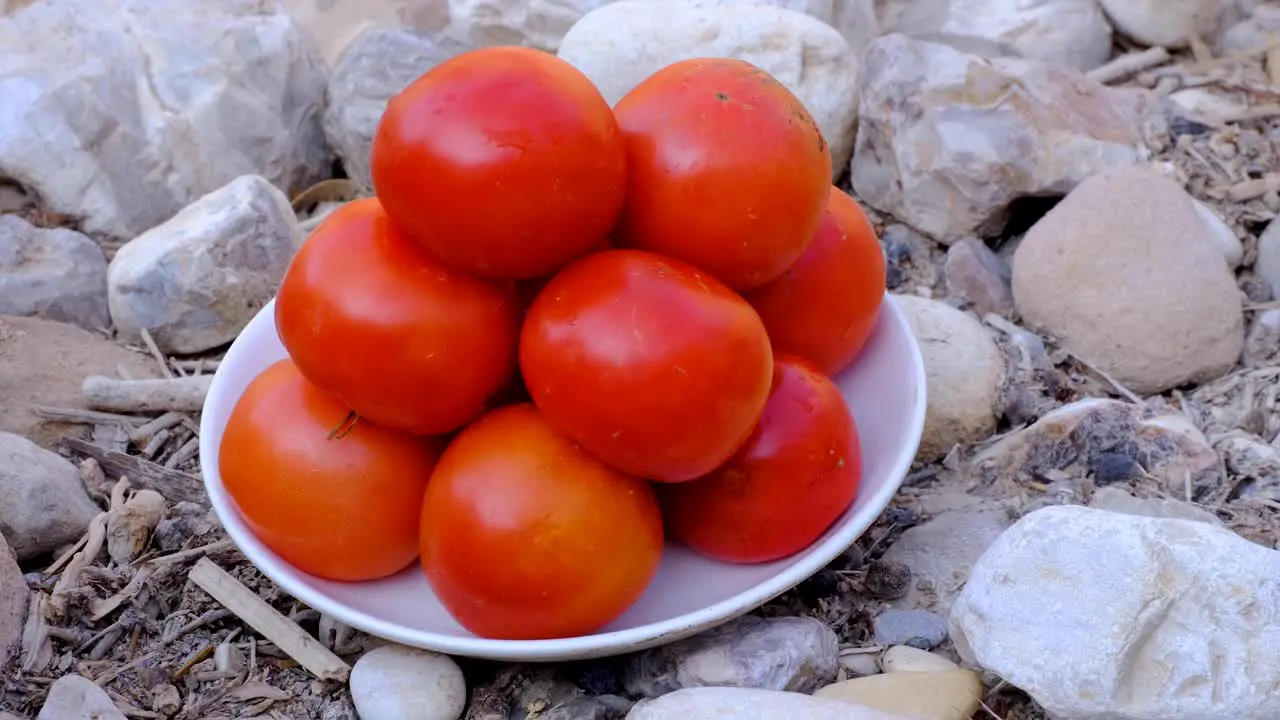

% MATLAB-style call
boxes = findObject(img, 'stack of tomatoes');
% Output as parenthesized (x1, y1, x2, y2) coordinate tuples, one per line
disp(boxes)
(218, 46, 886, 641)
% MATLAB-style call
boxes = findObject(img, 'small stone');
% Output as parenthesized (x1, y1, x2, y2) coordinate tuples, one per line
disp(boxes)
(872, 609, 948, 649)
(0, 532, 27, 670)
(625, 687, 918, 719)
(1012, 165, 1244, 395)
(0, 431, 101, 560)
(1191, 198, 1244, 268)
(814, 669, 982, 720)
(1218, 435, 1280, 501)
(622, 615, 838, 698)
(1244, 308, 1280, 367)
(1220, 5, 1280, 54)
(1088, 486, 1222, 526)
(878, 507, 1013, 617)
(107, 174, 303, 355)
(894, 295, 1006, 462)
(106, 489, 166, 564)
(150, 684, 180, 716)
(839, 653, 882, 677)
(1089, 452, 1145, 485)
(1254, 217, 1280, 302)
(862, 559, 912, 600)
(349, 645, 467, 720)
(880, 646, 959, 674)
(1097, 0, 1235, 48)
(0, 215, 110, 331)
(950, 504, 1280, 720)
(942, 237, 1014, 316)
(36, 674, 126, 720)
(880, 224, 938, 291)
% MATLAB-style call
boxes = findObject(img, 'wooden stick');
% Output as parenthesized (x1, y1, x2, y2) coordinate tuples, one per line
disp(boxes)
(34, 407, 148, 426)
(188, 559, 350, 683)
(83, 375, 212, 414)
(138, 327, 174, 380)
(58, 437, 207, 505)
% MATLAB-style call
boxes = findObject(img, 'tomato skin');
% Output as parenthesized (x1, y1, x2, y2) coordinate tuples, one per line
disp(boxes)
(612, 57, 831, 291)
(274, 198, 521, 436)
(520, 249, 774, 483)
(659, 354, 862, 564)
(220, 359, 443, 581)
(744, 188, 887, 376)
(370, 45, 627, 280)
(420, 403, 663, 640)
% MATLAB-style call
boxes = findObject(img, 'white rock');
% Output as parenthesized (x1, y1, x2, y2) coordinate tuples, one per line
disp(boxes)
(881, 645, 959, 673)
(1191, 198, 1244, 268)
(0, 0, 330, 242)
(626, 687, 919, 719)
(839, 652, 882, 676)
(1012, 165, 1244, 395)
(894, 295, 1005, 462)
(350, 645, 466, 720)
(851, 34, 1147, 242)
(1098, 0, 1235, 48)
(36, 675, 126, 720)
(0, 431, 100, 561)
(634, 0, 880, 57)
(557, 0, 860, 178)
(0, 215, 109, 331)
(950, 504, 1280, 720)
(325, 27, 471, 189)
(878, 507, 1012, 617)
(107, 175, 303, 355)
(1220, 5, 1280, 54)
(281, 0, 452, 66)
(448, 0, 612, 51)
(1256, 216, 1280, 301)
(879, 0, 1112, 71)
(1088, 486, 1222, 526)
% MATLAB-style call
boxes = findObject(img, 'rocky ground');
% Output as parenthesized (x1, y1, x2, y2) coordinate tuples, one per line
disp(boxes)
(2, 0, 1280, 718)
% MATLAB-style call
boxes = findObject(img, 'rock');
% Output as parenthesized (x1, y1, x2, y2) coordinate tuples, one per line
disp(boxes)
(625, 687, 918, 720)
(0, 432, 101, 560)
(1098, 0, 1234, 48)
(448, 0, 611, 51)
(951, 504, 1280, 720)
(324, 27, 471, 189)
(1012, 165, 1244, 395)
(152, 501, 219, 552)
(839, 653, 882, 677)
(36, 674, 126, 720)
(0, 532, 27, 670)
(0, 216, 109, 331)
(879, 0, 1112, 70)
(1088, 486, 1222, 526)
(942, 237, 1013, 316)
(150, 684, 181, 716)
(349, 645, 466, 720)
(635, 0, 879, 56)
(851, 34, 1146, 242)
(1220, 5, 1280, 54)
(881, 224, 940, 292)
(622, 615, 838, 698)
(871, 609, 948, 649)
(107, 175, 303, 355)
(878, 507, 1012, 617)
(974, 398, 1223, 499)
(0, 315, 159, 448)
(0, 0, 330, 242)
(880, 646, 959, 674)
(894, 295, 1005, 461)
(1191, 198, 1244, 268)
(1218, 434, 1280, 502)
(1255, 216, 1280, 301)
(814, 670, 982, 720)
(1244, 308, 1280, 366)
(557, 0, 860, 177)
(106, 489, 166, 564)
(281, 0, 452, 66)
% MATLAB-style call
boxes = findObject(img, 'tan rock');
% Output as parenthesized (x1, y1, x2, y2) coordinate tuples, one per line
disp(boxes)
(626, 687, 919, 719)
(1012, 165, 1244, 395)
(815, 669, 982, 720)
(881, 645, 960, 673)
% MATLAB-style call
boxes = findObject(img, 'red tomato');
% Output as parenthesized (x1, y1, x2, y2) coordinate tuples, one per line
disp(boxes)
(420, 403, 663, 640)
(275, 198, 521, 436)
(520, 249, 773, 483)
(744, 187, 887, 376)
(659, 354, 862, 564)
(370, 45, 627, 279)
(220, 359, 444, 581)
(611, 57, 831, 291)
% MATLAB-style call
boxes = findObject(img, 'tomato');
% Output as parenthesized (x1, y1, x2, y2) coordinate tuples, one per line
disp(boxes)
(220, 359, 444, 581)
(743, 187, 887, 376)
(370, 45, 627, 280)
(419, 403, 663, 640)
(520, 249, 773, 483)
(611, 57, 831, 291)
(659, 354, 862, 564)
(275, 198, 520, 436)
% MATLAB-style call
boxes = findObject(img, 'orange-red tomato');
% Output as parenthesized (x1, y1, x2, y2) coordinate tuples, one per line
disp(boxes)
(659, 354, 862, 564)
(274, 198, 521, 436)
(611, 57, 831, 291)
(220, 359, 444, 581)
(744, 187, 887, 376)
(520, 249, 774, 483)
(370, 46, 627, 279)
(419, 403, 663, 640)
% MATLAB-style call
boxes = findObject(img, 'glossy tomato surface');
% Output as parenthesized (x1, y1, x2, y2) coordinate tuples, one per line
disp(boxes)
(275, 198, 520, 436)
(420, 403, 663, 640)
(370, 45, 626, 279)
(659, 354, 862, 564)
(611, 57, 831, 291)
(220, 359, 444, 581)
(744, 187, 887, 376)
(520, 249, 774, 483)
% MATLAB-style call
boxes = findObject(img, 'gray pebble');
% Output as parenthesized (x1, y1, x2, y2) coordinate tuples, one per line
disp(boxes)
(872, 609, 948, 649)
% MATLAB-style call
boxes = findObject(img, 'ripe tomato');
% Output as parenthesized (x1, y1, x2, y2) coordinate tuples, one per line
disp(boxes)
(659, 354, 862, 564)
(370, 45, 626, 279)
(744, 187, 887, 376)
(420, 403, 663, 640)
(611, 57, 831, 291)
(275, 198, 520, 436)
(520, 249, 773, 483)
(220, 359, 444, 581)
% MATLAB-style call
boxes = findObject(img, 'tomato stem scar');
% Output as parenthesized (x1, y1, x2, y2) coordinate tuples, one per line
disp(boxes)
(328, 410, 361, 440)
